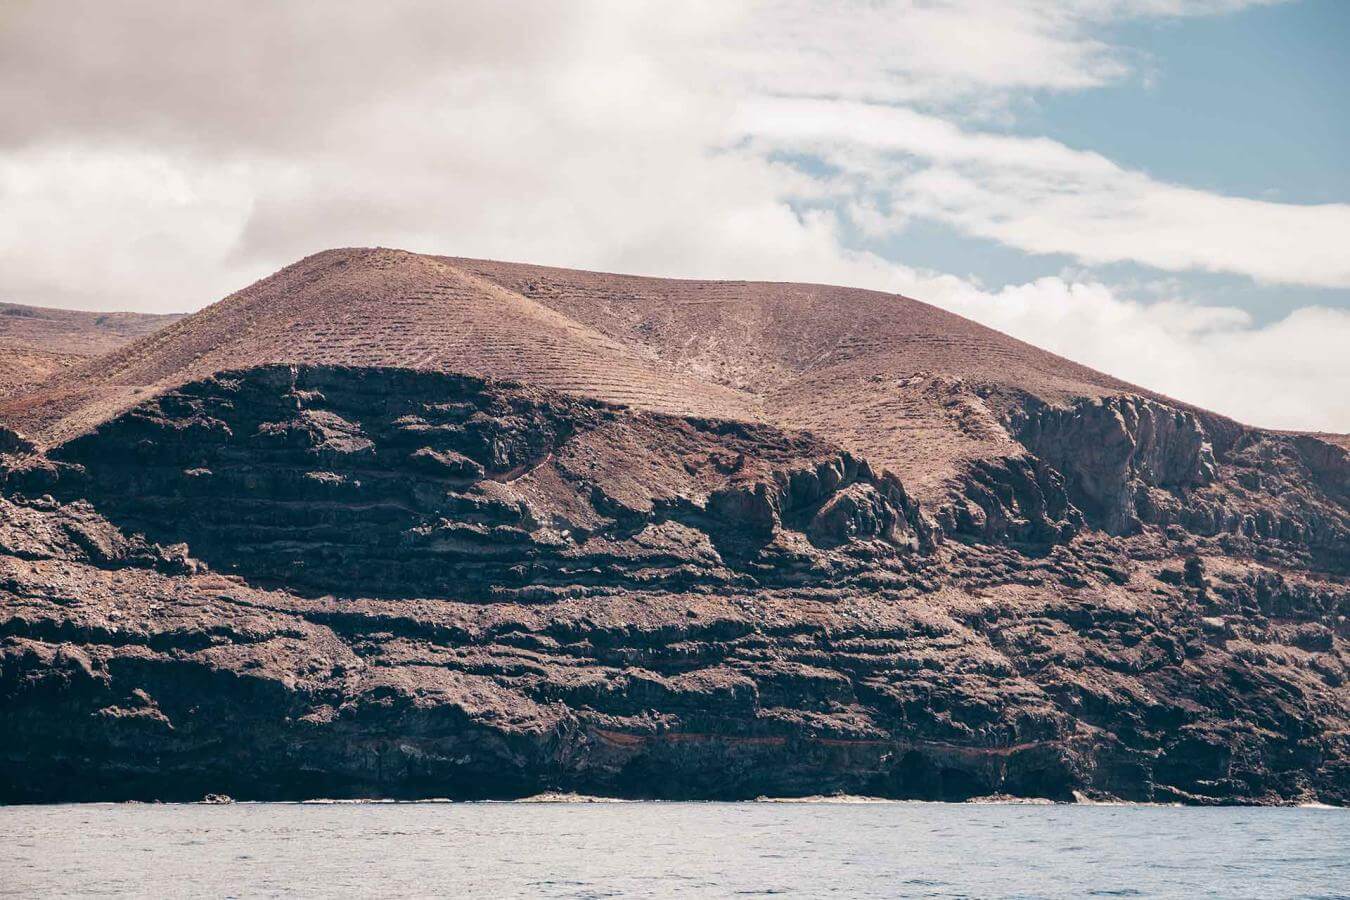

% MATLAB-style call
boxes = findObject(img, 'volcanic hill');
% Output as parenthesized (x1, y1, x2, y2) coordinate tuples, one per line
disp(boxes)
(0, 247, 1345, 804)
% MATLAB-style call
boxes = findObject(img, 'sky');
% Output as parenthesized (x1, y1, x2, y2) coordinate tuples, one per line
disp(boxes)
(1, 0, 1346, 431)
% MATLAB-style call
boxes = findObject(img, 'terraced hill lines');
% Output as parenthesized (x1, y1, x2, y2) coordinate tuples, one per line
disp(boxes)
(447, 256, 1141, 399)
(445, 255, 1165, 505)
(0, 249, 760, 445)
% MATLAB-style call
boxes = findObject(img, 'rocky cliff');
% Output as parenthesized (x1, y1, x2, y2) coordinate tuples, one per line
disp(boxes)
(2, 361, 1345, 804)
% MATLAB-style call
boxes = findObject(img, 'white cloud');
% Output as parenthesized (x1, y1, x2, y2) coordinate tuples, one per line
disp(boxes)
(0, 147, 258, 310)
(727, 0, 1289, 107)
(0, 0, 1342, 431)
(921, 275, 1350, 431)
(740, 98, 1350, 288)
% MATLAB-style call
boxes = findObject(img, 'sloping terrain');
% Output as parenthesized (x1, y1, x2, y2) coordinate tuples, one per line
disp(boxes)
(447, 256, 1140, 505)
(0, 348, 77, 398)
(0, 251, 757, 447)
(0, 248, 1345, 804)
(0, 302, 180, 397)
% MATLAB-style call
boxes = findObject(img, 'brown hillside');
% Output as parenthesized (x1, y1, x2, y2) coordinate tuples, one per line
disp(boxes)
(0, 301, 181, 396)
(0, 249, 759, 447)
(446, 256, 1154, 500)
(0, 247, 1184, 506)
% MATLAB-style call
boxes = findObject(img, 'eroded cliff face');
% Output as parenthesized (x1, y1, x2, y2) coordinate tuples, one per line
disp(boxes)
(936, 454, 1082, 548)
(0, 365, 1346, 805)
(1007, 395, 1348, 573)
(1012, 395, 1216, 535)
(41, 366, 927, 601)
(913, 385, 1346, 583)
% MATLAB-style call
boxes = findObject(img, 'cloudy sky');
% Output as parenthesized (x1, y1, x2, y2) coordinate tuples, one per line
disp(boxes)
(2, 0, 1346, 430)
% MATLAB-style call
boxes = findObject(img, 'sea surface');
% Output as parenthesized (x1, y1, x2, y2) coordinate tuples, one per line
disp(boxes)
(2, 800, 1346, 898)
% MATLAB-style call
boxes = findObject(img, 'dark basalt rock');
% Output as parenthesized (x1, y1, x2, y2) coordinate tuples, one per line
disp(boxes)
(1012, 395, 1216, 535)
(0, 365, 1345, 805)
(36, 365, 925, 601)
(1007, 396, 1348, 574)
(939, 453, 1082, 548)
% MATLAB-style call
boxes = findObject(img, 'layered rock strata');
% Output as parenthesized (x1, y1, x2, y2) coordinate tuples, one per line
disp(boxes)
(1, 364, 1345, 804)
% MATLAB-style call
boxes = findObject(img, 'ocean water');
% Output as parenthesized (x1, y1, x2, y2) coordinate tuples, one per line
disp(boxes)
(2, 800, 1346, 898)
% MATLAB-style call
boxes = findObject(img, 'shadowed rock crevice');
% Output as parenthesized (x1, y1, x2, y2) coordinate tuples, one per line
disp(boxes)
(1001, 395, 1348, 573)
